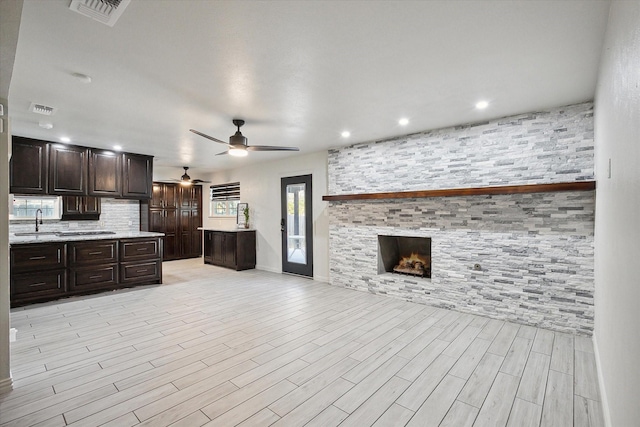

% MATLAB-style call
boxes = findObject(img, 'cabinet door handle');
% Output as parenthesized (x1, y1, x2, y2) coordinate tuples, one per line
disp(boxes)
(89, 275, 102, 280)
(88, 251, 103, 255)
(29, 256, 47, 260)
(30, 282, 47, 287)
(136, 247, 149, 251)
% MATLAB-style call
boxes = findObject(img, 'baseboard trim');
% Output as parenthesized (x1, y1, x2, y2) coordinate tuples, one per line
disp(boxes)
(592, 333, 612, 427)
(0, 376, 13, 395)
(255, 265, 280, 274)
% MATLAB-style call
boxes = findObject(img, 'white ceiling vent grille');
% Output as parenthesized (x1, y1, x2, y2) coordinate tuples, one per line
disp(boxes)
(29, 102, 57, 116)
(69, 0, 131, 27)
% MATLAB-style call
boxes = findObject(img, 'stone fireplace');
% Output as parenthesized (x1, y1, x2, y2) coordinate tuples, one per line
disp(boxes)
(378, 235, 431, 278)
(327, 102, 596, 335)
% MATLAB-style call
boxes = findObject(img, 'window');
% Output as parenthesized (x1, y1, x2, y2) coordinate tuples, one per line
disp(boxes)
(209, 182, 240, 217)
(11, 196, 62, 220)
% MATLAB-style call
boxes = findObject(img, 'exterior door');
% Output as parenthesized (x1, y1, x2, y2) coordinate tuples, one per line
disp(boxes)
(281, 174, 313, 277)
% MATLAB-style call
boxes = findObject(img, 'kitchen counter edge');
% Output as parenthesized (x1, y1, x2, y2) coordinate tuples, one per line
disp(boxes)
(10, 231, 165, 246)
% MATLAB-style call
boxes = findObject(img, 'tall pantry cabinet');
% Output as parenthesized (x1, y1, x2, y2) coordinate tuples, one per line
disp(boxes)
(141, 183, 202, 260)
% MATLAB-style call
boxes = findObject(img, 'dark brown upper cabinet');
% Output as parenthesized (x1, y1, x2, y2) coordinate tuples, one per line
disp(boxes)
(61, 196, 101, 221)
(49, 144, 88, 196)
(150, 182, 178, 209)
(10, 136, 154, 200)
(10, 136, 49, 195)
(122, 153, 153, 199)
(89, 149, 122, 197)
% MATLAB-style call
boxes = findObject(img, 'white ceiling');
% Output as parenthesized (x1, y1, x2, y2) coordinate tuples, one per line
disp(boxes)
(8, 0, 610, 176)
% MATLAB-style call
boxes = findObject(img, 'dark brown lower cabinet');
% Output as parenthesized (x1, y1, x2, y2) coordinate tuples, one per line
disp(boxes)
(119, 238, 162, 284)
(203, 230, 255, 271)
(68, 240, 118, 291)
(10, 236, 163, 307)
(10, 243, 67, 304)
(11, 270, 67, 302)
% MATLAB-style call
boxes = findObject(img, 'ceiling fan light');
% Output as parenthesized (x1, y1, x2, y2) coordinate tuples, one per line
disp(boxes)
(229, 147, 248, 157)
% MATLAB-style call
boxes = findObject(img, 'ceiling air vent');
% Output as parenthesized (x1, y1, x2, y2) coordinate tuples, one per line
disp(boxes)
(69, 0, 131, 27)
(29, 102, 57, 116)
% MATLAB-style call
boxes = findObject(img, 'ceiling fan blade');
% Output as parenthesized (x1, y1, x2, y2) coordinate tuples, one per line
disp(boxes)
(192, 179, 212, 184)
(189, 129, 231, 146)
(246, 145, 300, 152)
(215, 151, 228, 156)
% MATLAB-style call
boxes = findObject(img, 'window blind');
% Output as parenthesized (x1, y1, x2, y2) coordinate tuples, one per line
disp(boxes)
(210, 182, 240, 201)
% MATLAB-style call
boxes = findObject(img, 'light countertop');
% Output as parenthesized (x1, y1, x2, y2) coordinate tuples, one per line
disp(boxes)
(197, 227, 256, 232)
(10, 231, 165, 246)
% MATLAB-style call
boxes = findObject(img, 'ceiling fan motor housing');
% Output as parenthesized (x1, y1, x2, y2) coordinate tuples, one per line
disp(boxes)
(230, 132, 248, 147)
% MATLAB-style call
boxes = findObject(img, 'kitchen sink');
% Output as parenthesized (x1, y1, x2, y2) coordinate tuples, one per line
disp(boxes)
(55, 231, 116, 236)
(13, 232, 58, 236)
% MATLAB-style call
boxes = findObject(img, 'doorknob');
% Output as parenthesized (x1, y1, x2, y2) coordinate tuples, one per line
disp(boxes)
(280, 218, 285, 232)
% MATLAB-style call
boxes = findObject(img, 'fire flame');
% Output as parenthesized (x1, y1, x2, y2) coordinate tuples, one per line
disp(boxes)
(398, 252, 429, 265)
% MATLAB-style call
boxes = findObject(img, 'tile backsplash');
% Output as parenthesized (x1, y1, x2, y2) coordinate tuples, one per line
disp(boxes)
(10, 198, 140, 234)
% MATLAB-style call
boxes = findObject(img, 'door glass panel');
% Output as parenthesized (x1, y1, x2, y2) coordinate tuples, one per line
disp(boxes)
(286, 183, 306, 264)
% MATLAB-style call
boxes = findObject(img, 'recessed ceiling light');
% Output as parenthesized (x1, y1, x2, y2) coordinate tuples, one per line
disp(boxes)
(60, 136, 71, 143)
(113, 145, 122, 151)
(475, 101, 489, 110)
(398, 118, 409, 126)
(341, 131, 351, 138)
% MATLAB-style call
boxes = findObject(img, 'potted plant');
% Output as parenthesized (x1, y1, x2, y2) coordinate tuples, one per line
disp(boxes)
(243, 205, 250, 228)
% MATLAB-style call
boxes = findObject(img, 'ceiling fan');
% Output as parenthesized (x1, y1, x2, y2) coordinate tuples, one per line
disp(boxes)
(190, 119, 300, 157)
(165, 167, 211, 185)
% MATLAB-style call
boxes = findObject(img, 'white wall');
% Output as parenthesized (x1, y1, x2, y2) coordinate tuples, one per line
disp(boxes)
(593, 1, 640, 426)
(0, 0, 23, 394)
(202, 151, 329, 282)
(0, 102, 11, 393)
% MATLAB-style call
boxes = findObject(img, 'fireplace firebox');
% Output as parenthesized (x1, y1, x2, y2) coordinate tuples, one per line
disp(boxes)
(378, 235, 431, 278)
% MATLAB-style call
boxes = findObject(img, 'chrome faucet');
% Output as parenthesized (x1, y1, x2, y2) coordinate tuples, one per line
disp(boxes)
(35, 208, 43, 232)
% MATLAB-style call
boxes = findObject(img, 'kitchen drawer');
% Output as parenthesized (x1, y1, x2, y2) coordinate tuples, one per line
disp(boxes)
(11, 243, 66, 273)
(120, 260, 162, 284)
(69, 240, 118, 266)
(120, 238, 161, 262)
(11, 269, 67, 301)
(69, 264, 118, 291)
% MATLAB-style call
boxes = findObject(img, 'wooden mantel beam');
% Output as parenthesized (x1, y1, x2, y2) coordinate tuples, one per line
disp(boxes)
(322, 181, 596, 202)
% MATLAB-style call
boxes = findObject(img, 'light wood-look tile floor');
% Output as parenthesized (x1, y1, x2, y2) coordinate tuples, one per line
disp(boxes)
(1, 258, 604, 426)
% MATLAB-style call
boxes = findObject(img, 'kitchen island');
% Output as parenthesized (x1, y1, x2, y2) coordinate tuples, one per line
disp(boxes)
(9, 231, 164, 307)
(200, 228, 256, 271)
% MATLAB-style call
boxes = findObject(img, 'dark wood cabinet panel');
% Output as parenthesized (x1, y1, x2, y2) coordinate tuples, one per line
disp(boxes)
(149, 208, 178, 260)
(10, 243, 66, 273)
(89, 149, 122, 197)
(204, 230, 255, 270)
(11, 270, 67, 301)
(179, 185, 202, 210)
(11, 137, 153, 200)
(122, 153, 153, 199)
(10, 237, 163, 307)
(61, 196, 101, 220)
(10, 136, 49, 195)
(68, 240, 119, 291)
(49, 144, 88, 195)
(120, 238, 161, 262)
(120, 260, 162, 284)
(143, 182, 202, 260)
(69, 265, 118, 291)
(203, 230, 213, 264)
(10, 242, 67, 304)
(150, 182, 178, 209)
(69, 240, 118, 266)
